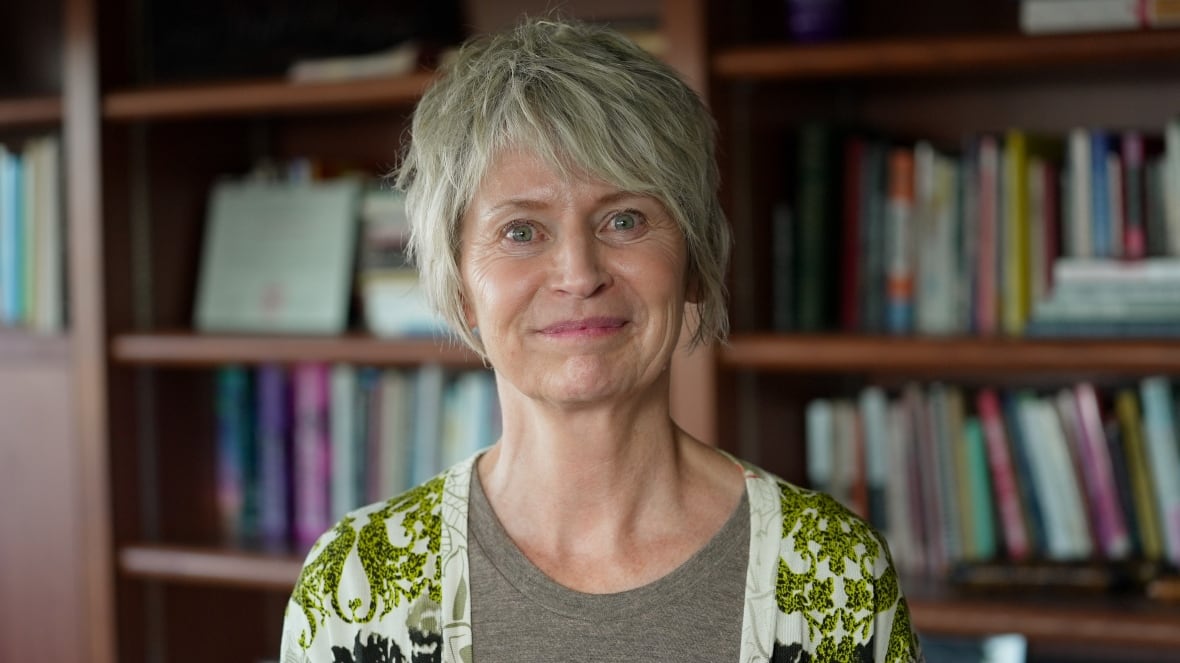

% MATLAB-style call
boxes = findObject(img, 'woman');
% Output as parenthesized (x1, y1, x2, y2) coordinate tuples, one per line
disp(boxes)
(280, 18, 922, 663)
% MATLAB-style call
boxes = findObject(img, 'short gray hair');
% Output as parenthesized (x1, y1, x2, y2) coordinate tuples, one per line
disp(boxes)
(395, 18, 730, 358)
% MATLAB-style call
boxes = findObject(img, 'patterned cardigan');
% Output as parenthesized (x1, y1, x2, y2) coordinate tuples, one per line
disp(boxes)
(280, 453, 924, 663)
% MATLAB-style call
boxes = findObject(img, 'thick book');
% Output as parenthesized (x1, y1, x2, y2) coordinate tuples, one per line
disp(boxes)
(194, 178, 361, 334)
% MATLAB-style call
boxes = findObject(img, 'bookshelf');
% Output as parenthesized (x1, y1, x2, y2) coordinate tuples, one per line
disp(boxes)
(702, 1, 1180, 661)
(4, 0, 1179, 661)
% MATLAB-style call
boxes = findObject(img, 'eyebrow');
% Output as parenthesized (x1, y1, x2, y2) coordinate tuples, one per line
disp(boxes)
(479, 190, 652, 220)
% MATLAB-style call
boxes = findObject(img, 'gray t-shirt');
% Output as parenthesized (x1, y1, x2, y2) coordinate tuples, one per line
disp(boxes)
(468, 470, 750, 662)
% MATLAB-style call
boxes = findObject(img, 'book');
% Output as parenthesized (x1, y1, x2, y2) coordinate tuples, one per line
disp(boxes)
(1020, 0, 1180, 34)
(330, 364, 359, 521)
(1115, 389, 1164, 560)
(215, 366, 255, 545)
(886, 148, 916, 334)
(858, 386, 890, 533)
(293, 363, 332, 551)
(793, 121, 842, 331)
(962, 417, 998, 561)
(805, 398, 835, 494)
(978, 388, 1032, 561)
(914, 143, 961, 335)
(1069, 384, 1132, 558)
(885, 398, 921, 576)
(974, 135, 1002, 335)
(255, 364, 291, 550)
(194, 177, 362, 334)
(1139, 377, 1180, 566)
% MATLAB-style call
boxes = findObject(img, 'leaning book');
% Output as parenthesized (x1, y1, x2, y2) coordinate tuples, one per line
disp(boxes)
(195, 178, 361, 334)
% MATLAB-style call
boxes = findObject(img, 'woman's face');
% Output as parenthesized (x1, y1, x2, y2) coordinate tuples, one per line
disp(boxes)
(459, 148, 690, 409)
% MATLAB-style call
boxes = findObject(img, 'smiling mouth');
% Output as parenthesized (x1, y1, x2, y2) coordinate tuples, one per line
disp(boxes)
(539, 317, 629, 336)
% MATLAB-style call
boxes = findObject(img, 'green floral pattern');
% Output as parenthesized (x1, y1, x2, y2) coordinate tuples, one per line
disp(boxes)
(280, 455, 922, 663)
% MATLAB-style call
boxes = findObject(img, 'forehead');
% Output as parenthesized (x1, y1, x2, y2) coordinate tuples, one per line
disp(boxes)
(466, 148, 655, 215)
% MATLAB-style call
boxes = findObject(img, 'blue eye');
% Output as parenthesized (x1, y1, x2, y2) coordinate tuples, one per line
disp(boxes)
(612, 211, 639, 231)
(507, 224, 534, 242)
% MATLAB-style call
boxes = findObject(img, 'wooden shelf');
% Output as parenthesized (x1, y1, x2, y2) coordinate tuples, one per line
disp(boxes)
(118, 543, 302, 591)
(116, 542, 1180, 650)
(908, 591, 1180, 650)
(0, 329, 70, 363)
(104, 71, 436, 121)
(0, 96, 62, 127)
(713, 29, 1180, 80)
(721, 334, 1180, 375)
(110, 331, 481, 367)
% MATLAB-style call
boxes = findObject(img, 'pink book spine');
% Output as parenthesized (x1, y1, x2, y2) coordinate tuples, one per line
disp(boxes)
(293, 363, 332, 551)
(1073, 383, 1132, 558)
(977, 388, 1030, 560)
(975, 136, 999, 335)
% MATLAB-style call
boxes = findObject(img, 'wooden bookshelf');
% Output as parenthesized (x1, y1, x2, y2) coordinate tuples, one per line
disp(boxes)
(0, 96, 63, 127)
(907, 591, 1180, 650)
(713, 28, 1180, 80)
(103, 72, 436, 121)
(721, 334, 1180, 375)
(118, 543, 302, 591)
(111, 331, 482, 368)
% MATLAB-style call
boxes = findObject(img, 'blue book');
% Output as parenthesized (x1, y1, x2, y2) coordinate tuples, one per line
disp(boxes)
(256, 364, 291, 550)
(1001, 391, 1047, 557)
(1090, 130, 1111, 258)
(0, 147, 24, 325)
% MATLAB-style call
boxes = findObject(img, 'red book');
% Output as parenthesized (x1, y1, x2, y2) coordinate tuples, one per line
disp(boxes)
(977, 388, 1031, 561)
(841, 136, 866, 331)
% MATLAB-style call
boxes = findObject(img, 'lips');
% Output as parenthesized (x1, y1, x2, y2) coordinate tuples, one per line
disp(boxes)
(539, 317, 628, 335)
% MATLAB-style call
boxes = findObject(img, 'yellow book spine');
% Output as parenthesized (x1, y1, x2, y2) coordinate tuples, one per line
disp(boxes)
(1116, 389, 1164, 560)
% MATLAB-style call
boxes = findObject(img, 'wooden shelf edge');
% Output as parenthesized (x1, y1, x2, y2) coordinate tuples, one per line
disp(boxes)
(721, 334, 1180, 374)
(103, 71, 436, 121)
(713, 28, 1180, 80)
(909, 596, 1180, 649)
(110, 331, 481, 368)
(118, 543, 302, 591)
(0, 96, 63, 127)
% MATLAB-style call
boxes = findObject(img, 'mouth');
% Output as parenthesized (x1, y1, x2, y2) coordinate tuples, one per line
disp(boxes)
(539, 317, 629, 337)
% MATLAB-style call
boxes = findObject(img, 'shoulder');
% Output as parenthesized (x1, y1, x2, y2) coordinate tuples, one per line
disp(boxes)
(282, 472, 451, 655)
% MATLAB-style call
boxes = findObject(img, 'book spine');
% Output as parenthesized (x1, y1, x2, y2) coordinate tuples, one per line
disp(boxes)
(1002, 130, 1030, 336)
(330, 363, 358, 521)
(1165, 117, 1180, 255)
(293, 363, 332, 551)
(963, 417, 998, 560)
(1073, 383, 1133, 558)
(840, 137, 865, 331)
(215, 366, 252, 544)
(1122, 131, 1148, 259)
(977, 388, 1032, 560)
(1068, 128, 1094, 258)
(975, 136, 1001, 334)
(886, 148, 916, 334)
(256, 364, 290, 549)
(1115, 389, 1164, 559)
(1139, 377, 1180, 566)
(795, 122, 839, 331)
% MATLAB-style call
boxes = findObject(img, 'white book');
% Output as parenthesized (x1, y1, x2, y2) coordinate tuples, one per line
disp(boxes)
(31, 136, 63, 333)
(805, 398, 834, 494)
(377, 370, 413, 500)
(330, 364, 358, 521)
(1021, 0, 1140, 34)
(195, 178, 361, 334)
(1068, 128, 1093, 258)
(858, 386, 890, 533)
(885, 400, 920, 576)
(410, 364, 446, 486)
(1034, 398, 1094, 559)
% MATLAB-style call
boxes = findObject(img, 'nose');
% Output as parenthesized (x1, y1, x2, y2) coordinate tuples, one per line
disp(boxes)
(551, 229, 611, 298)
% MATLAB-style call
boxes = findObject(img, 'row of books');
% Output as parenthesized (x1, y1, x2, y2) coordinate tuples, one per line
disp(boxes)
(805, 377, 1180, 582)
(775, 119, 1180, 337)
(194, 158, 445, 338)
(1020, 0, 1180, 34)
(214, 363, 499, 551)
(0, 135, 65, 333)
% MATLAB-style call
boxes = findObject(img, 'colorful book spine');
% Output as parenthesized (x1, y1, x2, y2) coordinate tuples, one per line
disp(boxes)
(1122, 131, 1148, 259)
(974, 135, 1001, 334)
(1115, 389, 1164, 560)
(293, 363, 332, 551)
(215, 366, 254, 544)
(962, 417, 998, 560)
(886, 148, 916, 334)
(1138, 377, 1180, 566)
(1071, 383, 1132, 558)
(1002, 130, 1030, 336)
(330, 363, 358, 521)
(977, 388, 1031, 560)
(256, 364, 291, 550)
